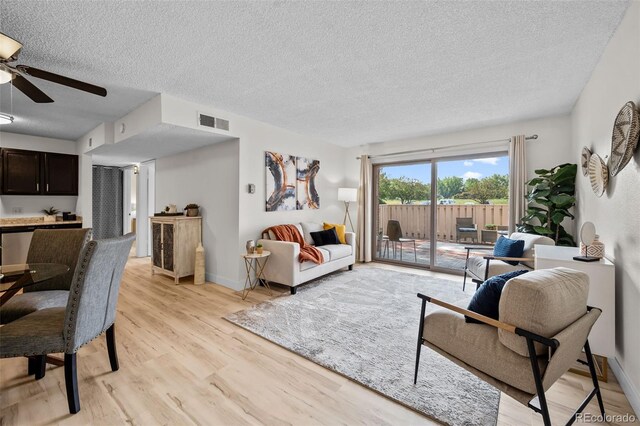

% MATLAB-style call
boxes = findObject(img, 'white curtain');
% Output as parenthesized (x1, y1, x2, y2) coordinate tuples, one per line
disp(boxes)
(508, 135, 527, 234)
(357, 155, 372, 262)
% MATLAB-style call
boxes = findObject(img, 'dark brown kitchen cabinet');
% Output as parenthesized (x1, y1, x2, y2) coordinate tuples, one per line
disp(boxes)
(43, 152, 78, 195)
(1, 149, 41, 194)
(0, 148, 78, 195)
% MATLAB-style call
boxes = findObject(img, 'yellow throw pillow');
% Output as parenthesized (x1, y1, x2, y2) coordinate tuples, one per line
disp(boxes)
(323, 223, 347, 244)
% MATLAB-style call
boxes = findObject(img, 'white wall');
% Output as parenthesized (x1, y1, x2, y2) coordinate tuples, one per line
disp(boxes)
(235, 119, 347, 288)
(155, 139, 241, 287)
(346, 114, 573, 183)
(570, 2, 640, 412)
(156, 97, 348, 289)
(0, 132, 79, 218)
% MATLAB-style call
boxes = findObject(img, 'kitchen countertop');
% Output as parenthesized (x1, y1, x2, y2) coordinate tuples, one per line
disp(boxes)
(0, 217, 84, 228)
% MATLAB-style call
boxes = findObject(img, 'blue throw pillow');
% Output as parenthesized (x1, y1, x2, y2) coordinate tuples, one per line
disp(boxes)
(465, 270, 529, 324)
(493, 236, 525, 266)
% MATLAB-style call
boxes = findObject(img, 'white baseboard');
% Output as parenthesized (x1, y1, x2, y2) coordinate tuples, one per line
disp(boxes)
(609, 357, 640, 416)
(204, 272, 241, 291)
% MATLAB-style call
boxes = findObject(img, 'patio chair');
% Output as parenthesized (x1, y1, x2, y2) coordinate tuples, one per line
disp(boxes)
(462, 232, 555, 291)
(456, 218, 478, 243)
(377, 231, 390, 258)
(415, 268, 605, 426)
(386, 220, 417, 262)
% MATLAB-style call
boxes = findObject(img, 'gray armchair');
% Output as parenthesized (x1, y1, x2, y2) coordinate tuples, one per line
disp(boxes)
(456, 217, 477, 243)
(415, 268, 605, 426)
(0, 233, 135, 414)
(0, 228, 92, 324)
(462, 232, 555, 291)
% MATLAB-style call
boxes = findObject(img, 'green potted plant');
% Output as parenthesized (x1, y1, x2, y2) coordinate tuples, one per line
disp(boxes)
(485, 224, 497, 230)
(255, 242, 264, 255)
(42, 206, 59, 223)
(185, 203, 200, 217)
(517, 163, 577, 246)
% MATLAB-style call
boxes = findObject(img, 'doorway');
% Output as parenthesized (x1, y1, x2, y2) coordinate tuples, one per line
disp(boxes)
(92, 160, 155, 257)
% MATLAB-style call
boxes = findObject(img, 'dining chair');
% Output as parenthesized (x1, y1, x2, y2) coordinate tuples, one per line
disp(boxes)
(0, 228, 92, 325)
(0, 233, 135, 414)
(386, 220, 417, 262)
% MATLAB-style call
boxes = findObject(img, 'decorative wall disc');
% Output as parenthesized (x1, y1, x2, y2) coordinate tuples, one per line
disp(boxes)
(588, 153, 608, 197)
(581, 146, 592, 176)
(608, 101, 640, 176)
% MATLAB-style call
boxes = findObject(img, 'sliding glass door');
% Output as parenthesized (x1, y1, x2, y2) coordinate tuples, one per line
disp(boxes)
(372, 152, 509, 272)
(373, 162, 432, 267)
(434, 154, 509, 271)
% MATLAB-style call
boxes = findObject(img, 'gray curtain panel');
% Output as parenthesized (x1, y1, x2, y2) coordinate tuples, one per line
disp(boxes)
(92, 166, 123, 239)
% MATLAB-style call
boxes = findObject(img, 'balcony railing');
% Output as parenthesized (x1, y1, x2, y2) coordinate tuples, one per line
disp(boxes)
(377, 204, 509, 241)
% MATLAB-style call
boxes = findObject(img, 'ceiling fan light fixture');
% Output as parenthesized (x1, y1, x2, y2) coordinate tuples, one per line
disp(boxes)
(0, 68, 12, 84)
(0, 32, 23, 60)
(0, 112, 14, 125)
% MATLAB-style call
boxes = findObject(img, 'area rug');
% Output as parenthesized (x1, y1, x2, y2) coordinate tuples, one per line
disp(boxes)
(224, 267, 500, 425)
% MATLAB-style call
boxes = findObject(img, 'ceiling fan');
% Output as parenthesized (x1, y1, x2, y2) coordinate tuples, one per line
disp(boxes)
(0, 32, 107, 103)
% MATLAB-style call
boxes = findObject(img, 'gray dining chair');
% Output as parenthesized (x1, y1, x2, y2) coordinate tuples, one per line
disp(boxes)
(386, 220, 417, 262)
(0, 233, 135, 414)
(0, 228, 92, 325)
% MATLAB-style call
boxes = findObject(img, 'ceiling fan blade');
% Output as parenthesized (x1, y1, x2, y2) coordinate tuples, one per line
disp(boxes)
(17, 65, 107, 97)
(0, 32, 23, 60)
(12, 74, 54, 103)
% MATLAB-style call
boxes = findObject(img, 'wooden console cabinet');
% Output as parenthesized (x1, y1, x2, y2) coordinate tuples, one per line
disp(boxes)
(150, 216, 202, 284)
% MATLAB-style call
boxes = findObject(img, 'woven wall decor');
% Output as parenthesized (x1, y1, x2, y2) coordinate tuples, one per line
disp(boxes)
(588, 153, 608, 197)
(608, 101, 640, 176)
(581, 146, 592, 176)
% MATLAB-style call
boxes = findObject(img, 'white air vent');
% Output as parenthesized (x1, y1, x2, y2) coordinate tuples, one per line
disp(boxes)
(215, 118, 229, 131)
(198, 113, 230, 131)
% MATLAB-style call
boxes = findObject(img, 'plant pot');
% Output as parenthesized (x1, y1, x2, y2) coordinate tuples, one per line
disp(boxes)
(43, 215, 57, 223)
(256, 247, 264, 255)
(186, 208, 199, 217)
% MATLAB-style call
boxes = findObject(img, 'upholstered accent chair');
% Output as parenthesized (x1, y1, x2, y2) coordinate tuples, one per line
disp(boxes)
(415, 268, 605, 426)
(463, 232, 555, 291)
(456, 217, 478, 243)
(386, 220, 417, 262)
(0, 233, 135, 414)
(0, 228, 92, 324)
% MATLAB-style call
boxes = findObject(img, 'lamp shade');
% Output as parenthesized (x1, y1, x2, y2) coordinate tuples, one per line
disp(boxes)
(338, 187, 358, 202)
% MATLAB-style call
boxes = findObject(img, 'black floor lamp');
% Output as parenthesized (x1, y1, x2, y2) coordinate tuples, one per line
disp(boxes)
(338, 188, 357, 231)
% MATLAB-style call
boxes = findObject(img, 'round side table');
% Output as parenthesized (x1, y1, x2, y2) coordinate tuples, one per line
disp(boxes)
(240, 251, 272, 300)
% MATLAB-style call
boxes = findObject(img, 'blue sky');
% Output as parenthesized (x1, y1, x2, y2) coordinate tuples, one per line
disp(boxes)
(381, 156, 509, 182)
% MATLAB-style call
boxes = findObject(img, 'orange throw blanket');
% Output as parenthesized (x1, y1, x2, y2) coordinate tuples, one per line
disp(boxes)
(264, 225, 324, 264)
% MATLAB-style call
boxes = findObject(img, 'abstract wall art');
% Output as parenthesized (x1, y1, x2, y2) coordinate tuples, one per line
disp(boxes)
(296, 157, 320, 210)
(265, 152, 297, 211)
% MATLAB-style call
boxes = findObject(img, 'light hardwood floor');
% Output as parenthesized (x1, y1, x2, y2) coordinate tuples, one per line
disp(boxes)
(0, 258, 637, 425)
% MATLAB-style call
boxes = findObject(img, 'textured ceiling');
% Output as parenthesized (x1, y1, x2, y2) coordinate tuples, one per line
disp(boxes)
(0, 0, 630, 146)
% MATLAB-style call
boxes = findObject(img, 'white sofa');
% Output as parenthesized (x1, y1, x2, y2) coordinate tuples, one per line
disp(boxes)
(258, 222, 356, 294)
